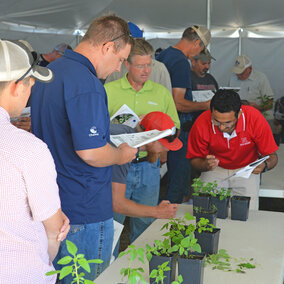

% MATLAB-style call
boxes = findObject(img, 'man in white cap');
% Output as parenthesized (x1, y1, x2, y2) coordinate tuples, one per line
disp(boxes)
(0, 39, 69, 283)
(156, 25, 211, 204)
(229, 55, 274, 114)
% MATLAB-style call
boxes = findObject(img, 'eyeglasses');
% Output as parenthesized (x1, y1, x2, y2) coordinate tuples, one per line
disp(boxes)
(211, 118, 236, 128)
(103, 32, 132, 46)
(15, 51, 39, 84)
(164, 131, 178, 143)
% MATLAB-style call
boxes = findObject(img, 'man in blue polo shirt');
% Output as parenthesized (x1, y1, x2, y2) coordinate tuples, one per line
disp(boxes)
(157, 25, 211, 204)
(31, 15, 137, 282)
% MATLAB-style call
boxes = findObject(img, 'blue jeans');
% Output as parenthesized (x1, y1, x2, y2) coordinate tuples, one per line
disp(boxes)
(113, 159, 160, 257)
(53, 218, 114, 283)
(166, 129, 191, 203)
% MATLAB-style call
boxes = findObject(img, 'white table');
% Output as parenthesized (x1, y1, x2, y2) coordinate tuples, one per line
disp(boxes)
(95, 205, 284, 284)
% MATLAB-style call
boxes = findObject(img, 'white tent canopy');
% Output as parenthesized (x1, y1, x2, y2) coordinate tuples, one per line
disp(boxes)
(1, 0, 284, 99)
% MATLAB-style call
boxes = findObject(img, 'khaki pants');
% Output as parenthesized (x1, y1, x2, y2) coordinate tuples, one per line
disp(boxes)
(200, 166, 260, 210)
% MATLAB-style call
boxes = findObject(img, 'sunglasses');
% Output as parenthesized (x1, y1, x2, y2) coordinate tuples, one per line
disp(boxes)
(15, 51, 39, 84)
(103, 32, 133, 46)
(164, 131, 178, 143)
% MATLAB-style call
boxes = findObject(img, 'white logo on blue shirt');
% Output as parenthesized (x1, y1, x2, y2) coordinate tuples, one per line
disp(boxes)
(89, 126, 99, 137)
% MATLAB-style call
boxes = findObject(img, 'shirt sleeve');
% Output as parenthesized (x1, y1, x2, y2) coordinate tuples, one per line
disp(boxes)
(260, 73, 274, 99)
(250, 109, 278, 155)
(170, 59, 191, 89)
(24, 141, 61, 222)
(66, 86, 110, 151)
(187, 116, 210, 159)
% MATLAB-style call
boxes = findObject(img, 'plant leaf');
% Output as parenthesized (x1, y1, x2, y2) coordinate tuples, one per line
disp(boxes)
(66, 240, 78, 257)
(46, 270, 60, 276)
(57, 256, 73, 265)
(59, 265, 73, 280)
(78, 259, 91, 273)
(88, 259, 103, 264)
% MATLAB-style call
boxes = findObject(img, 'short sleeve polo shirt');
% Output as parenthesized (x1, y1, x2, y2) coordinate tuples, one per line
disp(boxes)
(31, 49, 113, 224)
(187, 105, 278, 169)
(157, 46, 193, 121)
(105, 74, 180, 129)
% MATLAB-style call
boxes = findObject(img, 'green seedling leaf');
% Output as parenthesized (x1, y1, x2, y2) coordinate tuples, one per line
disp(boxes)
(46, 270, 60, 276)
(57, 256, 73, 265)
(59, 265, 73, 279)
(78, 259, 91, 273)
(66, 240, 78, 256)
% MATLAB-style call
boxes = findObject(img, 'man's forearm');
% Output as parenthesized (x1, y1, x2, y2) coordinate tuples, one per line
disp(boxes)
(175, 99, 209, 113)
(190, 157, 210, 172)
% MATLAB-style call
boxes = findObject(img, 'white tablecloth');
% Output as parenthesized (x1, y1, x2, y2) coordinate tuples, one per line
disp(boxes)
(95, 205, 284, 284)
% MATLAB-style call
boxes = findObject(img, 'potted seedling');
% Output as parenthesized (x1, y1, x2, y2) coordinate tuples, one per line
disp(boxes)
(193, 205, 217, 226)
(231, 196, 251, 221)
(211, 187, 231, 219)
(118, 245, 146, 284)
(161, 213, 195, 246)
(171, 229, 205, 284)
(149, 260, 170, 284)
(195, 218, 221, 255)
(146, 239, 177, 284)
(46, 240, 103, 284)
(192, 178, 216, 210)
(149, 261, 184, 284)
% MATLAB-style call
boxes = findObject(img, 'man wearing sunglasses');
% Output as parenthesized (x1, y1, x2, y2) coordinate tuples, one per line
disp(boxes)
(105, 38, 180, 244)
(187, 89, 278, 210)
(157, 25, 212, 204)
(31, 15, 137, 282)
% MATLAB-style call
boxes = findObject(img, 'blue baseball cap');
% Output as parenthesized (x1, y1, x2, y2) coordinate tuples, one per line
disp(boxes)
(128, 22, 143, 38)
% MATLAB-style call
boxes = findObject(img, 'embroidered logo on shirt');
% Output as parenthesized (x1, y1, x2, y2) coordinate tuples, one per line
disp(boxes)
(89, 126, 99, 137)
(240, 137, 251, 146)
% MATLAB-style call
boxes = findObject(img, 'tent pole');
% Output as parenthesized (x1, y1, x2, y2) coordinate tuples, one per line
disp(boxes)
(207, 0, 211, 51)
(238, 28, 243, 55)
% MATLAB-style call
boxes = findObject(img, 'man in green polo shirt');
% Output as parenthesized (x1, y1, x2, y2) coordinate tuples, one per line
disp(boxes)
(105, 38, 180, 243)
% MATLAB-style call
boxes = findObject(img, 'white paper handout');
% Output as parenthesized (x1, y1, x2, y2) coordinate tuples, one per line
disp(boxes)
(110, 220, 124, 264)
(192, 90, 215, 102)
(110, 104, 140, 128)
(110, 128, 173, 148)
(223, 156, 270, 181)
(219, 87, 241, 92)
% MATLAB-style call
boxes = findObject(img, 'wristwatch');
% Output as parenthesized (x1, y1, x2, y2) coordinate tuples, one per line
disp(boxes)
(263, 160, 268, 173)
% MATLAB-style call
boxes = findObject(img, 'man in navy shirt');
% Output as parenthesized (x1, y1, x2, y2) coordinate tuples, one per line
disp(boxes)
(157, 25, 211, 204)
(31, 15, 137, 282)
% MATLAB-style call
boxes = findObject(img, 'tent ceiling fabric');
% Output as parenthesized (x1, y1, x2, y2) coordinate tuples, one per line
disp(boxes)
(0, 0, 284, 35)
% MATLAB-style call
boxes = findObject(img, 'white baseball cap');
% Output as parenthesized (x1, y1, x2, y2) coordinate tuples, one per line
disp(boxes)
(0, 39, 53, 83)
(231, 55, 252, 74)
(192, 25, 211, 47)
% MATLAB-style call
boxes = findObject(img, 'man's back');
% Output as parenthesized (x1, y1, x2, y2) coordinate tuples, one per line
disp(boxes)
(0, 108, 60, 283)
(31, 49, 113, 225)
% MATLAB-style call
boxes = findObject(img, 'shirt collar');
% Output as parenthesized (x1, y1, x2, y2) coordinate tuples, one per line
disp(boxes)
(247, 69, 255, 81)
(120, 72, 154, 92)
(64, 49, 97, 77)
(0, 106, 10, 122)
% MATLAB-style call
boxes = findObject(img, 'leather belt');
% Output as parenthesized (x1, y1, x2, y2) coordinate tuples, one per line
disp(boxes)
(132, 156, 148, 164)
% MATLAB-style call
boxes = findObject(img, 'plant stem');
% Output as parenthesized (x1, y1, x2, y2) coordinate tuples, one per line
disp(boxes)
(74, 258, 80, 284)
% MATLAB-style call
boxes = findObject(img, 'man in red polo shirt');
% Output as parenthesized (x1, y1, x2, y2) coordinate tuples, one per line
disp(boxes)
(187, 89, 278, 210)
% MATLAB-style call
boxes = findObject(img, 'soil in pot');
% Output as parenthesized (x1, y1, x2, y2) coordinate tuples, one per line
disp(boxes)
(178, 253, 205, 284)
(195, 228, 221, 255)
(211, 196, 230, 219)
(193, 194, 211, 210)
(149, 253, 177, 284)
(231, 196, 251, 221)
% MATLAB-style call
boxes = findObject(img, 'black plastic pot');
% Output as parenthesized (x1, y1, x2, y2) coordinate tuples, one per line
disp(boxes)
(211, 196, 230, 219)
(195, 228, 221, 255)
(193, 194, 211, 210)
(193, 209, 217, 226)
(178, 253, 205, 284)
(231, 196, 251, 221)
(149, 254, 177, 284)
